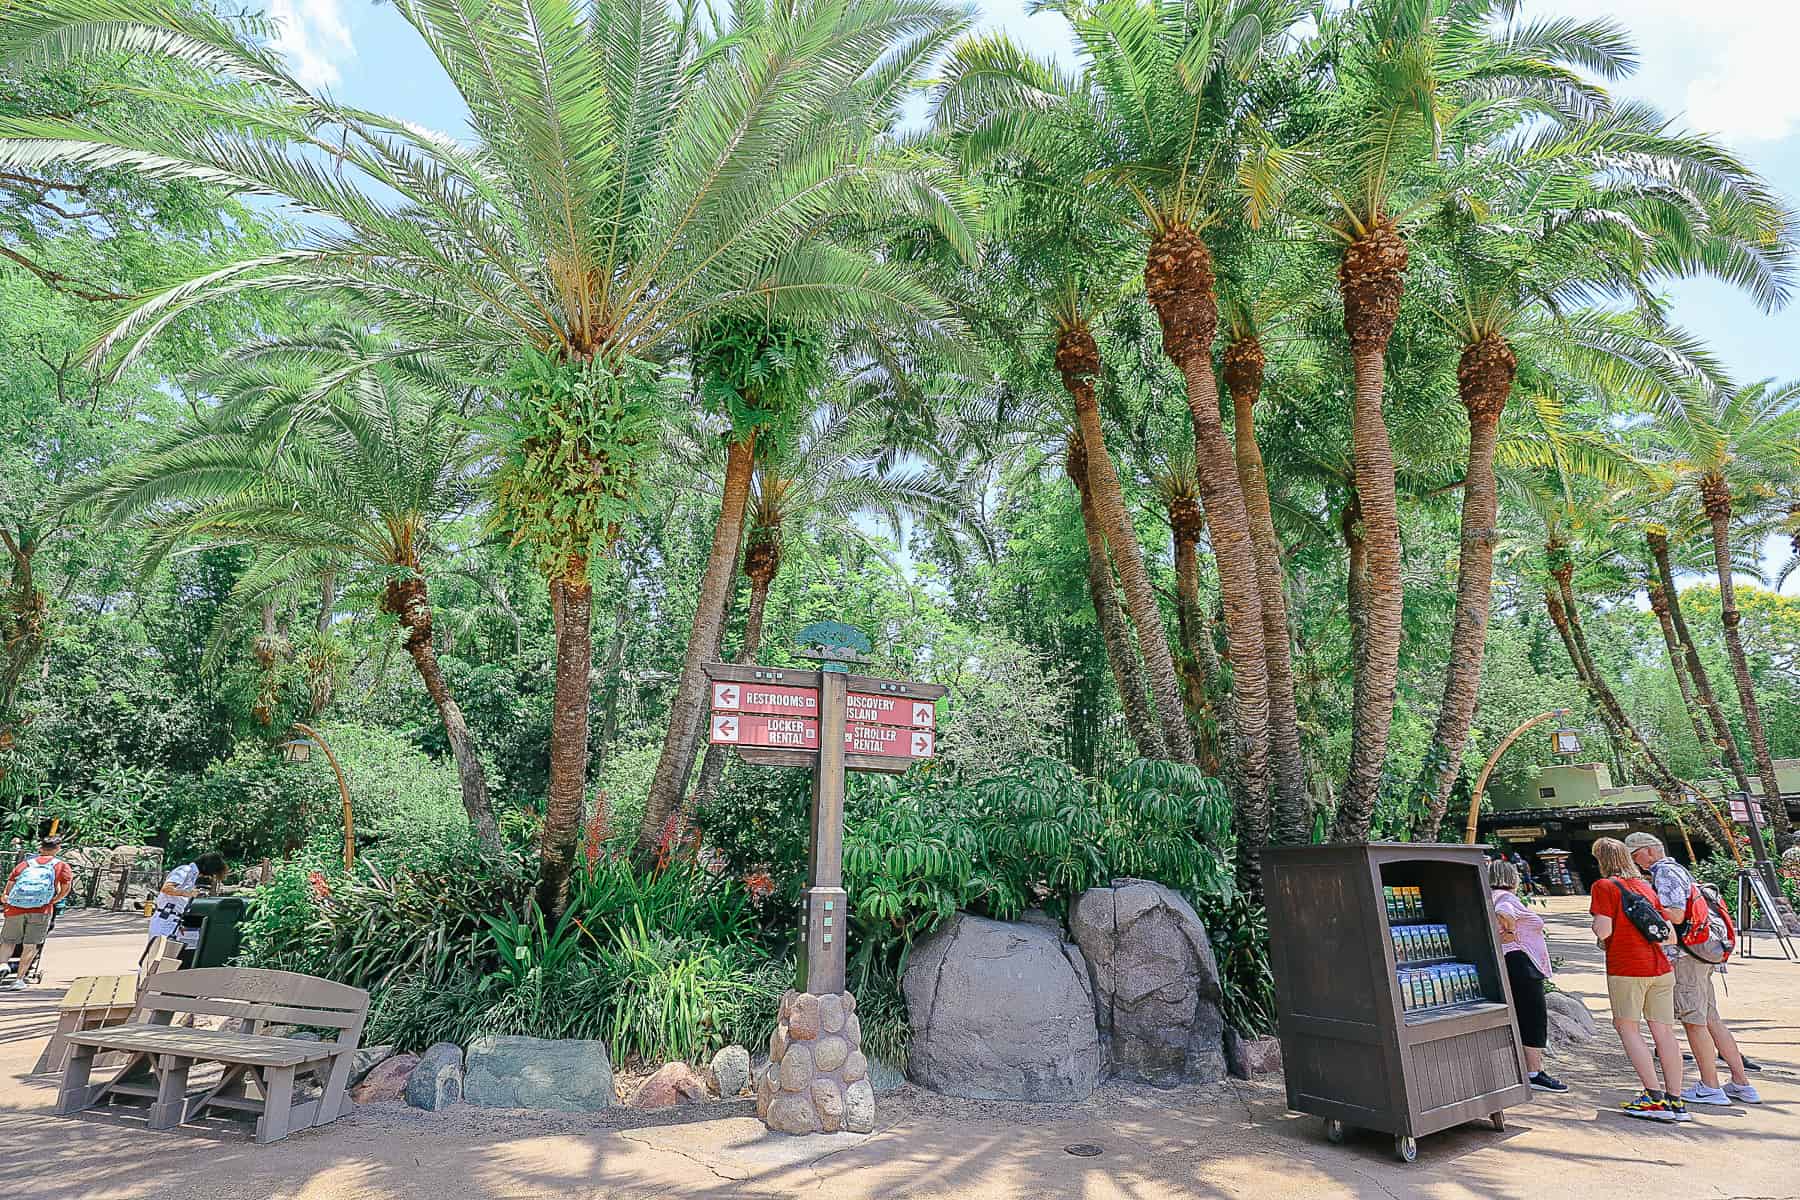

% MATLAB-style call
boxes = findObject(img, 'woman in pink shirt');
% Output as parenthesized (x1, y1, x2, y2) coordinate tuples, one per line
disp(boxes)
(1491, 859, 1565, 1092)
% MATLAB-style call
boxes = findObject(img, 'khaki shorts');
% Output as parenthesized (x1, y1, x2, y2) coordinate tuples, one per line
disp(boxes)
(1608, 972, 1675, 1024)
(1672, 954, 1721, 1026)
(1, 911, 51, 946)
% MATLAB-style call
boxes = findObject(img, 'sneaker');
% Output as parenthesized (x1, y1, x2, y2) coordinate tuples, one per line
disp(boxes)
(1663, 1096, 1694, 1123)
(1723, 1082, 1762, 1104)
(1530, 1072, 1570, 1093)
(1621, 1092, 1675, 1121)
(1741, 1056, 1763, 1072)
(2, 980, 25, 992)
(1681, 1085, 1731, 1106)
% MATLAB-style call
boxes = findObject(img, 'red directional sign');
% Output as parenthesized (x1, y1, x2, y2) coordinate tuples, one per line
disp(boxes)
(846, 692, 937, 729)
(710, 680, 819, 718)
(709, 713, 820, 750)
(845, 722, 935, 759)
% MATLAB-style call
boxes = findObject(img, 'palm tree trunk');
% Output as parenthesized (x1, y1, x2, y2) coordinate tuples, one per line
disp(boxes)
(1341, 490, 1369, 682)
(1143, 228, 1266, 832)
(1703, 492, 1792, 847)
(1418, 334, 1512, 838)
(1170, 523, 1223, 773)
(1332, 218, 1408, 843)
(1057, 326, 1195, 765)
(640, 433, 758, 855)
(1225, 335, 1307, 844)
(388, 577, 500, 853)
(540, 574, 594, 913)
(1649, 531, 1753, 795)
(1648, 581, 1715, 754)
(1546, 572, 1680, 793)
(692, 570, 775, 817)
(1070, 438, 1166, 760)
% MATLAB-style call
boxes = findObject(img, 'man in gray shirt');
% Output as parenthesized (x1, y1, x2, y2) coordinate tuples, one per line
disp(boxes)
(1625, 833, 1759, 1105)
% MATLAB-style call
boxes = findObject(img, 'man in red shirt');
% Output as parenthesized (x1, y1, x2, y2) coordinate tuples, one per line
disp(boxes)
(2, 836, 75, 991)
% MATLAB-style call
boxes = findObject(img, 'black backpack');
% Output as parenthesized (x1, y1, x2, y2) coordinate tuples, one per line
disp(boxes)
(1611, 878, 1673, 946)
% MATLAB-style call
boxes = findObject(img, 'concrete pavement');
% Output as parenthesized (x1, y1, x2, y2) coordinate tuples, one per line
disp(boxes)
(1, 898, 1794, 1199)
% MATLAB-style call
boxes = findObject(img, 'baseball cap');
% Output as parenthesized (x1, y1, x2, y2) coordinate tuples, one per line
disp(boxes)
(1622, 832, 1663, 852)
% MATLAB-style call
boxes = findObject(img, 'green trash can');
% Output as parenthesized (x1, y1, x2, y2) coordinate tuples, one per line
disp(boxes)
(183, 895, 247, 968)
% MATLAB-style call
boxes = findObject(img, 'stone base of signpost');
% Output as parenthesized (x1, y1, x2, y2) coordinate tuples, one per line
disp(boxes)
(755, 989, 873, 1134)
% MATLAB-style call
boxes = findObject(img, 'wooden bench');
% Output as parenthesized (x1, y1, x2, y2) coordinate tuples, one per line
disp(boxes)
(34, 939, 184, 1075)
(56, 967, 369, 1143)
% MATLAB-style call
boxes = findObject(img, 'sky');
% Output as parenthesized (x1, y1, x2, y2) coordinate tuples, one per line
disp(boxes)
(268, 0, 1799, 592)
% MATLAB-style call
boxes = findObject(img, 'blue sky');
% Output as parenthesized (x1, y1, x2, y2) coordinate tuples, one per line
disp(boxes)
(273, 0, 1800, 591)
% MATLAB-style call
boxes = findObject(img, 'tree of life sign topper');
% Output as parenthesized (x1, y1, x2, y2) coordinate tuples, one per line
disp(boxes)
(704, 621, 945, 995)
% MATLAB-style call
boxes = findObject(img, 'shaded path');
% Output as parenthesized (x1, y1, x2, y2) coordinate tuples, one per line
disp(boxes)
(1, 901, 1794, 1199)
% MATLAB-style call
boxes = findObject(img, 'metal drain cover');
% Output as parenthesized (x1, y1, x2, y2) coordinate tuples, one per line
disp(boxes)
(1064, 1144, 1103, 1157)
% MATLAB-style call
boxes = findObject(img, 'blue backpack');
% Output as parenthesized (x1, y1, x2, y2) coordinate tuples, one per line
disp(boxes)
(5, 859, 60, 909)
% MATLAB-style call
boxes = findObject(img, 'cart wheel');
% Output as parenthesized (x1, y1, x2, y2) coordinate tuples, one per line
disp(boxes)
(1324, 1119, 1347, 1145)
(1489, 1112, 1506, 1132)
(1395, 1136, 1418, 1164)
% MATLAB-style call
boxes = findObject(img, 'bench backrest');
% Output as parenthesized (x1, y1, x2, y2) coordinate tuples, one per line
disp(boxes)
(138, 967, 370, 1042)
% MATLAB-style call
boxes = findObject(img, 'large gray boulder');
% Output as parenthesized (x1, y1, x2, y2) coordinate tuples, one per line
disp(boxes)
(404, 1042, 464, 1111)
(1069, 879, 1226, 1087)
(464, 1036, 614, 1112)
(902, 912, 1102, 1102)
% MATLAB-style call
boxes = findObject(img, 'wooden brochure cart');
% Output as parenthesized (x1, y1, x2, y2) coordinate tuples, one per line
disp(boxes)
(1261, 843, 1531, 1162)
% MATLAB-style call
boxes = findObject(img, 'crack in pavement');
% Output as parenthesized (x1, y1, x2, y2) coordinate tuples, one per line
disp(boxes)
(614, 1128, 742, 1185)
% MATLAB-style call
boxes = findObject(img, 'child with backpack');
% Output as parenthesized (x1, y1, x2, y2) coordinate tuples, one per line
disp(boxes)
(2, 836, 74, 991)
(1589, 837, 1688, 1122)
(1625, 832, 1760, 1106)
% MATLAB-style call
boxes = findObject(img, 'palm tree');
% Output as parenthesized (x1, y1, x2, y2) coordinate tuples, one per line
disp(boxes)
(1650, 379, 1800, 845)
(63, 329, 501, 849)
(0, 0, 971, 908)
(1269, 0, 1638, 840)
(1150, 452, 1219, 768)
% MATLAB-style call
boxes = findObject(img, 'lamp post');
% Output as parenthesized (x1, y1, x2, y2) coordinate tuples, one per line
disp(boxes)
(286, 723, 354, 871)
(1464, 709, 1571, 845)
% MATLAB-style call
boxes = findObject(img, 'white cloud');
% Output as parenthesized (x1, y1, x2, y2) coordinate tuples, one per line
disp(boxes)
(1521, 0, 1800, 144)
(268, 0, 355, 92)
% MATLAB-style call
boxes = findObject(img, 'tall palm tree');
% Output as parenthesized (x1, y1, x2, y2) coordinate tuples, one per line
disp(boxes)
(1271, 0, 1638, 840)
(1082, 433, 1168, 760)
(62, 329, 501, 849)
(1650, 379, 1800, 845)
(0, 0, 971, 907)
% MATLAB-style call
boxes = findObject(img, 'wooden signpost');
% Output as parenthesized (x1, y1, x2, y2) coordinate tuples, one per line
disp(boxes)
(704, 621, 945, 995)
(710, 622, 945, 1136)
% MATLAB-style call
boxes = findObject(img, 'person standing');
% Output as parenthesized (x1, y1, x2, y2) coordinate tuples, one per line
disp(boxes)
(1625, 832, 1760, 1106)
(2, 836, 75, 991)
(148, 852, 227, 961)
(1589, 836, 1688, 1122)
(1490, 858, 1565, 1092)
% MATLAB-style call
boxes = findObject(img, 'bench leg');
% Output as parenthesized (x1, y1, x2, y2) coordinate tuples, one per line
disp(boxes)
(56, 1043, 99, 1115)
(148, 1054, 192, 1130)
(35, 1011, 81, 1075)
(258, 1066, 296, 1144)
(315, 1049, 356, 1127)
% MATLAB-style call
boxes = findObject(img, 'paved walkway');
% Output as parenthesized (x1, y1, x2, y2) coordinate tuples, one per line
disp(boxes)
(2, 899, 1794, 1198)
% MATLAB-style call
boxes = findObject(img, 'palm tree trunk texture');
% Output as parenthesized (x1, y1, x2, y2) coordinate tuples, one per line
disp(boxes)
(1143, 228, 1267, 824)
(1647, 582, 1716, 755)
(1056, 326, 1195, 765)
(1703, 491, 1792, 847)
(1647, 531, 1752, 795)
(540, 574, 594, 913)
(1333, 218, 1408, 843)
(387, 576, 501, 853)
(1341, 490, 1369, 681)
(1224, 335, 1308, 844)
(640, 433, 758, 855)
(692, 566, 776, 817)
(1170, 517, 1222, 773)
(1418, 334, 1512, 839)
(1070, 437, 1166, 760)
(1546, 574, 1680, 792)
